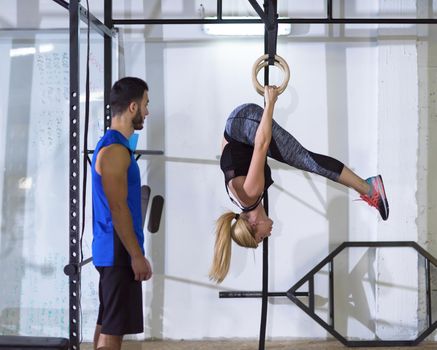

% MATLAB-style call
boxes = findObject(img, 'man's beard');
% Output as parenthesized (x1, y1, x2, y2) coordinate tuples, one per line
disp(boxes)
(132, 109, 144, 130)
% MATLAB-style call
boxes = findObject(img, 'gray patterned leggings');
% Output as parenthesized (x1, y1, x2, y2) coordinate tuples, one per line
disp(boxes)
(224, 103, 344, 182)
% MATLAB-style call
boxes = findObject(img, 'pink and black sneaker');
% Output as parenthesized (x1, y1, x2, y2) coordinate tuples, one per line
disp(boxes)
(360, 175, 389, 221)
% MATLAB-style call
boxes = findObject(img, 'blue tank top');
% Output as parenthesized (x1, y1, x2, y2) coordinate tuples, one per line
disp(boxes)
(91, 129, 144, 266)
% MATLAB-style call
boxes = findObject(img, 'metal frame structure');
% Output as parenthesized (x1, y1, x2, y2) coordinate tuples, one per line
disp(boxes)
(63, 2, 116, 349)
(220, 241, 437, 347)
(286, 241, 437, 347)
(45, 0, 437, 349)
(68, 2, 82, 349)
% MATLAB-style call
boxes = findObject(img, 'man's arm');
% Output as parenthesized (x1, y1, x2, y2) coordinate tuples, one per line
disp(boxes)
(98, 144, 152, 281)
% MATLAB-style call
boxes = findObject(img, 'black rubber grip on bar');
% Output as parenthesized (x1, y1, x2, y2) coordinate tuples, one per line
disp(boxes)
(148, 195, 164, 233)
(141, 185, 151, 229)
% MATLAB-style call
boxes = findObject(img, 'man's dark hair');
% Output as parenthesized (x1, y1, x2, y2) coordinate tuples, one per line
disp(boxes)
(110, 77, 149, 116)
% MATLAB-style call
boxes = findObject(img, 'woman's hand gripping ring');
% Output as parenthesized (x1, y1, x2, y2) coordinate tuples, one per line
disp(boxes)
(251, 54, 290, 96)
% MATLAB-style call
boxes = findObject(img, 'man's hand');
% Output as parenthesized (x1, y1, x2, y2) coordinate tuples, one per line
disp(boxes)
(131, 255, 153, 281)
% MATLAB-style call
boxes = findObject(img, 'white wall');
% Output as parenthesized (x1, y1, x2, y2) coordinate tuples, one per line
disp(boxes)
(0, 0, 435, 344)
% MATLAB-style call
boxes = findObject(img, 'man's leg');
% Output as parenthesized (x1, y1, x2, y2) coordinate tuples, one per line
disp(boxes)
(93, 324, 102, 350)
(98, 267, 143, 350)
(96, 334, 123, 350)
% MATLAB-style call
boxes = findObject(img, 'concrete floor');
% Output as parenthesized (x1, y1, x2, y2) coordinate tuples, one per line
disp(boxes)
(81, 340, 437, 350)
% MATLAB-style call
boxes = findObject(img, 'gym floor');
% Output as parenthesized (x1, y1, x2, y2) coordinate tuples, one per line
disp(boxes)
(81, 339, 437, 349)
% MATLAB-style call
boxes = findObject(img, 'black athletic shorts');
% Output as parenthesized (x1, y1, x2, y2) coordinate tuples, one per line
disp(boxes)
(96, 266, 143, 335)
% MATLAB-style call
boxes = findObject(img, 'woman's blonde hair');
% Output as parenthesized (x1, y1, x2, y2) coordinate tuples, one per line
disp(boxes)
(209, 211, 258, 283)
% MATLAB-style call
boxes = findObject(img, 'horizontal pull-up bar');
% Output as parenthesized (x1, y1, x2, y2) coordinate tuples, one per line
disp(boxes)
(87, 150, 164, 156)
(112, 17, 437, 25)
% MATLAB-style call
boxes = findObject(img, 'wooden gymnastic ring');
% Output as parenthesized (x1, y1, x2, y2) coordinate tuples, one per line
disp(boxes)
(252, 54, 290, 96)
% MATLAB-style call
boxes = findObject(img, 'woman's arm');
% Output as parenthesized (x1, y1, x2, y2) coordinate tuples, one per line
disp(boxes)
(243, 86, 278, 199)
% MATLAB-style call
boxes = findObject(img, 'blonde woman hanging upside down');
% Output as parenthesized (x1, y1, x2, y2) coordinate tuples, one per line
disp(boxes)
(209, 85, 389, 283)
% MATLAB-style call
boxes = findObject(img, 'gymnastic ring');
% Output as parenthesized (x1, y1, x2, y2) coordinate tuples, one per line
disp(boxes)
(252, 54, 290, 96)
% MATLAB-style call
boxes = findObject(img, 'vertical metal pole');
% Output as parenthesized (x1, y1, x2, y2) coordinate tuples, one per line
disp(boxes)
(329, 260, 335, 327)
(217, 0, 223, 20)
(426, 258, 432, 327)
(104, 0, 113, 131)
(258, 2, 276, 349)
(309, 276, 315, 312)
(259, 195, 269, 350)
(263, 0, 271, 86)
(69, 0, 81, 349)
(327, 0, 333, 20)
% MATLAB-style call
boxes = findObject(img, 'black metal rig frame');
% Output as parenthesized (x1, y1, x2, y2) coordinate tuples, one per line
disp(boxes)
(285, 241, 437, 347)
(45, 0, 437, 349)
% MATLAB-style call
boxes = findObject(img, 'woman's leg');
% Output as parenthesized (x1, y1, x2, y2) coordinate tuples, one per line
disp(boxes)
(338, 166, 370, 195)
(226, 104, 347, 184)
(266, 120, 388, 219)
(226, 104, 370, 193)
(225, 103, 388, 219)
